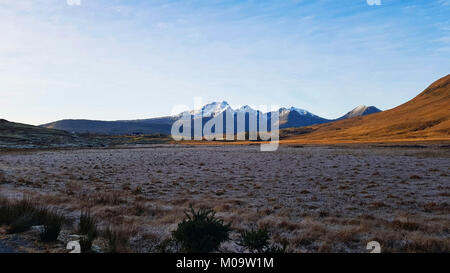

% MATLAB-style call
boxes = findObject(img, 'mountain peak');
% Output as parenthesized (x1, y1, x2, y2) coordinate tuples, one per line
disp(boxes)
(354, 105, 367, 111)
(203, 100, 229, 107)
(191, 101, 232, 117)
(289, 107, 312, 116)
(338, 105, 381, 120)
(237, 105, 257, 113)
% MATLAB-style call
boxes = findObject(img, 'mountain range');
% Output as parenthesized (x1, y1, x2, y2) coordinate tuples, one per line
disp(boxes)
(40, 102, 381, 135)
(2, 75, 448, 145)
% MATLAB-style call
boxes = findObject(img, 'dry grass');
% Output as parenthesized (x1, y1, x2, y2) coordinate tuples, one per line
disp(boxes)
(281, 74, 450, 144)
(0, 144, 449, 253)
(104, 225, 138, 253)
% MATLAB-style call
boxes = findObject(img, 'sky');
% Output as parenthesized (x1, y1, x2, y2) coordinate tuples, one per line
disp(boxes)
(0, 0, 449, 125)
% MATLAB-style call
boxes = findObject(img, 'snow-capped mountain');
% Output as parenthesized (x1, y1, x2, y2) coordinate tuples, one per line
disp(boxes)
(189, 102, 318, 118)
(279, 107, 318, 117)
(236, 105, 259, 115)
(277, 107, 329, 129)
(190, 101, 233, 117)
(184, 102, 330, 130)
(337, 105, 381, 120)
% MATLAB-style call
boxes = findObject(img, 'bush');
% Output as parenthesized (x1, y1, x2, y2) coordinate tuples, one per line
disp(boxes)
(237, 228, 270, 253)
(39, 210, 65, 242)
(172, 206, 231, 253)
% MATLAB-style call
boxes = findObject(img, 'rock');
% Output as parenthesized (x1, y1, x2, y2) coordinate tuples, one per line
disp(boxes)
(31, 225, 44, 233)
(215, 189, 225, 196)
(91, 245, 102, 253)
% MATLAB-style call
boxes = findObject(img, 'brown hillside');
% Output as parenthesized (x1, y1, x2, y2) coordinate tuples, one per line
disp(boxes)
(281, 74, 450, 144)
(0, 119, 88, 148)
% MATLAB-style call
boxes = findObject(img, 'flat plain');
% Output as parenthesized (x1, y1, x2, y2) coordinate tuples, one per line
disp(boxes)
(0, 144, 449, 252)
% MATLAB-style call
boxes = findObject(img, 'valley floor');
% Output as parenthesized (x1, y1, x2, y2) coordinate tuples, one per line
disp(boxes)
(0, 144, 449, 252)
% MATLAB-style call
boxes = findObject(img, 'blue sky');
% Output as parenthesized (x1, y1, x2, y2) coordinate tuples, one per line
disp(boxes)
(0, 0, 449, 125)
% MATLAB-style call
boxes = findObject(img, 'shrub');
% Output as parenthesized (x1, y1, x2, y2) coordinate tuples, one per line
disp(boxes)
(237, 228, 270, 253)
(172, 206, 230, 253)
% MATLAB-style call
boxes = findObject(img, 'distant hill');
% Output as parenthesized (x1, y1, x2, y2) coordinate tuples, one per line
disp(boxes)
(42, 117, 177, 135)
(278, 107, 330, 129)
(282, 74, 450, 144)
(40, 102, 378, 136)
(0, 119, 92, 148)
(337, 105, 381, 120)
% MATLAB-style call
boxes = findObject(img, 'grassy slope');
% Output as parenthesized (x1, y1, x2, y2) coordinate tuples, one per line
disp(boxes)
(0, 119, 82, 147)
(281, 74, 450, 144)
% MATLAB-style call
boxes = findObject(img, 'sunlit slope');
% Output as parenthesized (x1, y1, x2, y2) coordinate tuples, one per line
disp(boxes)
(281, 74, 450, 144)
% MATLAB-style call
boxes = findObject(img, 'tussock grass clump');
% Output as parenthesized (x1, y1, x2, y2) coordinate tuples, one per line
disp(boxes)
(80, 235, 94, 253)
(391, 219, 421, 231)
(39, 209, 65, 242)
(237, 228, 270, 253)
(238, 227, 289, 253)
(403, 237, 450, 253)
(156, 238, 179, 253)
(78, 211, 98, 252)
(0, 198, 36, 226)
(264, 243, 289, 253)
(131, 202, 147, 216)
(0, 170, 6, 183)
(90, 192, 123, 206)
(7, 214, 34, 234)
(104, 226, 134, 253)
(0, 196, 66, 241)
(0, 198, 66, 237)
(172, 206, 231, 253)
(79, 211, 97, 236)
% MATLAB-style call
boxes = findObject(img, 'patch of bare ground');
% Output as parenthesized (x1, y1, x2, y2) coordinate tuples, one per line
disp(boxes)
(0, 145, 449, 252)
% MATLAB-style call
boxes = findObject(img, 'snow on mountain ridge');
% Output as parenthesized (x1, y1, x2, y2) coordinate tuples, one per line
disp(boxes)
(190, 101, 231, 117)
(338, 105, 382, 120)
(186, 101, 320, 118)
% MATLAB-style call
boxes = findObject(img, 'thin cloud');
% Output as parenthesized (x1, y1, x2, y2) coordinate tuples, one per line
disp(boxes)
(0, 0, 449, 124)
(66, 0, 81, 6)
